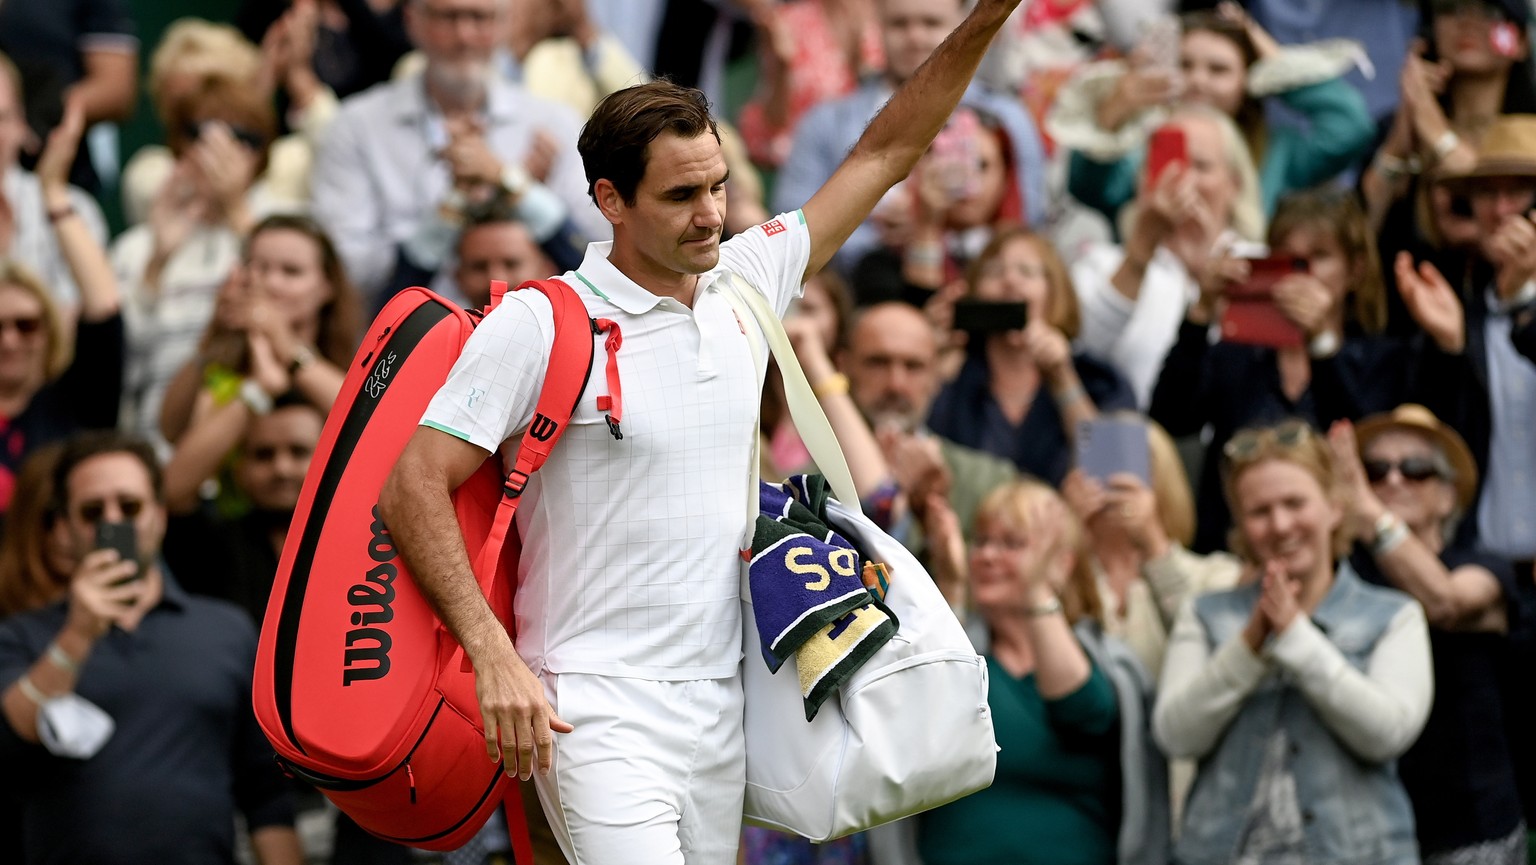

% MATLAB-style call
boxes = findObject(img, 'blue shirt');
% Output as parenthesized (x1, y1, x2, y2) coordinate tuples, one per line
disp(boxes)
(0, 572, 294, 865)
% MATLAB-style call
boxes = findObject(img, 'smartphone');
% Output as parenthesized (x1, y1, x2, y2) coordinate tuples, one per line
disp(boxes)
(95, 520, 140, 583)
(1137, 15, 1182, 71)
(1076, 417, 1151, 486)
(930, 110, 982, 199)
(951, 299, 1027, 334)
(1144, 125, 1187, 190)
(1219, 256, 1308, 349)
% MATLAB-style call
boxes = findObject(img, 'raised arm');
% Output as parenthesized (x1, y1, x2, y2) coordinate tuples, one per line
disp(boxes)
(37, 104, 120, 321)
(799, 0, 1022, 281)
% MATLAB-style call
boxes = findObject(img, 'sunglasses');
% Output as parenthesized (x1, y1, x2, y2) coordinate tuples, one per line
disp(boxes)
(1223, 419, 1314, 463)
(75, 496, 147, 525)
(1363, 457, 1445, 484)
(0, 316, 44, 337)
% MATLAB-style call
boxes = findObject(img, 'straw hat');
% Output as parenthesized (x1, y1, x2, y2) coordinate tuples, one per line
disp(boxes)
(1439, 114, 1536, 185)
(1354, 404, 1479, 509)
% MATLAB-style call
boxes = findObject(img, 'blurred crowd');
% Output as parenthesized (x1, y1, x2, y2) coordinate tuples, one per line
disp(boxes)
(2, 0, 1536, 863)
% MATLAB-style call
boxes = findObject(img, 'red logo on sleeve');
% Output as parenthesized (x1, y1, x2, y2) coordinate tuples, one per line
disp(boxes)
(762, 219, 786, 237)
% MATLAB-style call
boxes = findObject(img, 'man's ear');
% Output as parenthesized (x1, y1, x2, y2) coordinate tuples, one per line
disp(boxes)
(593, 179, 625, 226)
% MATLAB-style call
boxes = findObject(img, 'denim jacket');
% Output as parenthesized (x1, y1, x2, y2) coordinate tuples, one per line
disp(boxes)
(1175, 564, 1419, 865)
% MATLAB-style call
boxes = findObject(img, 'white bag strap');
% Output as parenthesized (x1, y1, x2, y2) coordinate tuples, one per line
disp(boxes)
(722, 275, 862, 514)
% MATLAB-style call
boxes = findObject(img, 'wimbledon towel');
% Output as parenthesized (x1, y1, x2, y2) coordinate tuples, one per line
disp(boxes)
(751, 475, 897, 720)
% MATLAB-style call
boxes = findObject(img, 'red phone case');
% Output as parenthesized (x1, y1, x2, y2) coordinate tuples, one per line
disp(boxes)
(1145, 126, 1187, 189)
(1220, 257, 1307, 349)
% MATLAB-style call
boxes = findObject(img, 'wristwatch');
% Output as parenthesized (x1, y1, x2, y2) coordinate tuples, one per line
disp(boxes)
(239, 378, 274, 416)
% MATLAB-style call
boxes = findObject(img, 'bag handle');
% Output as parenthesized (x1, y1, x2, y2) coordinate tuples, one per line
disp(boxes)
(722, 275, 861, 513)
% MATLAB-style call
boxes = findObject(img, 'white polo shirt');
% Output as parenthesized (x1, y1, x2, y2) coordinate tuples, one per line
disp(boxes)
(422, 212, 810, 680)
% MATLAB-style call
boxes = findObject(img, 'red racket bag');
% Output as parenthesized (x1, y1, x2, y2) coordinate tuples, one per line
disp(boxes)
(253, 279, 611, 856)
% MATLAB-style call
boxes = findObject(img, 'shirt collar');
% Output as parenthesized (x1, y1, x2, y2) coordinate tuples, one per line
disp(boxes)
(154, 564, 191, 612)
(575, 242, 702, 315)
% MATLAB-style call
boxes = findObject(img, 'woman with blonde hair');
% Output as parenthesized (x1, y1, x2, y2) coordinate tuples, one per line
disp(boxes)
(0, 105, 122, 516)
(928, 227, 1135, 486)
(1070, 104, 1266, 408)
(1062, 413, 1242, 678)
(911, 478, 1168, 865)
(1154, 419, 1431, 864)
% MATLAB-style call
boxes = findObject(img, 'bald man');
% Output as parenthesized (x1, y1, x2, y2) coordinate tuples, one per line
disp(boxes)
(840, 302, 1016, 543)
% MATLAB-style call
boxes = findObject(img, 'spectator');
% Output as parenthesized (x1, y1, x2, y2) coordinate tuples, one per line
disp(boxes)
(1072, 105, 1266, 406)
(1051, 4, 1373, 224)
(854, 105, 1034, 305)
(0, 444, 71, 618)
(1060, 414, 1242, 678)
(311, 0, 606, 304)
(1150, 188, 1407, 553)
(775, 0, 1048, 276)
(977, 0, 1174, 137)
(1153, 419, 1432, 865)
(1398, 114, 1536, 556)
(164, 398, 320, 623)
(772, 270, 894, 502)
(1396, 116, 1536, 843)
(1328, 406, 1526, 865)
(0, 53, 110, 312)
(1180, 0, 1422, 128)
(453, 195, 558, 308)
(736, 0, 884, 168)
(841, 301, 1018, 553)
(0, 431, 302, 865)
(927, 227, 1135, 486)
(159, 214, 362, 508)
(236, 0, 413, 101)
(911, 478, 1167, 865)
(0, 105, 123, 516)
(0, 0, 136, 194)
(1364, 0, 1536, 280)
(122, 15, 341, 222)
(762, 270, 855, 481)
(112, 72, 278, 449)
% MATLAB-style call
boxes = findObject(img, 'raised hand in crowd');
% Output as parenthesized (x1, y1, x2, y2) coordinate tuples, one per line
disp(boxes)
(259, 0, 324, 112)
(37, 101, 119, 320)
(1113, 161, 1226, 304)
(1240, 559, 1302, 652)
(65, 549, 152, 640)
(1483, 207, 1536, 300)
(192, 122, 260, 236)
(1270, 267, 1337, 340)
(1395, 251, 1465, 352)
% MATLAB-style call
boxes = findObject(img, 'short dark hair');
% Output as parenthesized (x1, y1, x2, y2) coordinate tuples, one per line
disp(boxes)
(53, 432, 165, 507)
(577, 80, 720, 206)
(460, 190, 522, 233)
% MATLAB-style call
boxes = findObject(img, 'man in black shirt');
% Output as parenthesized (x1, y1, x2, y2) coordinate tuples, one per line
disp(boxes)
(0, 431, 300, 865)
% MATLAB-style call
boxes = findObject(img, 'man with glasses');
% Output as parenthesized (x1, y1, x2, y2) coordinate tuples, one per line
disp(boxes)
(0, 431, 302, 865)
(312, 0, 605, 306)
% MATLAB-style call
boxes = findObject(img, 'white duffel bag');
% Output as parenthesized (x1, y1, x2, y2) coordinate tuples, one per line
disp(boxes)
(725, 275, 998, 842)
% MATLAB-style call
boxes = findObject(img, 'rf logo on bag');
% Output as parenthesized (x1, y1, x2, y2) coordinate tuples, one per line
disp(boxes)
(528, 413, 559, 442)
(364, 351, 398, 399)
(343, 506, 398, 685)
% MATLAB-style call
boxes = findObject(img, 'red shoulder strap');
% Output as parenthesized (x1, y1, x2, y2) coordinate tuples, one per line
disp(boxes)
(470, 278, 600, 586)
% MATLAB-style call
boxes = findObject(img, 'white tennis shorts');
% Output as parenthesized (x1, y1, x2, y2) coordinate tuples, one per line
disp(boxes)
(533, 672, 746, 865)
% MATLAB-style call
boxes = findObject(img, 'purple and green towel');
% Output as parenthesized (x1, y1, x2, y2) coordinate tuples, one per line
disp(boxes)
(751, 475, 897, 721)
